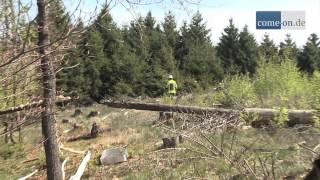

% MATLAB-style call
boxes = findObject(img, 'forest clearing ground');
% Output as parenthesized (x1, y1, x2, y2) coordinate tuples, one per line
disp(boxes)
(1, 103, 320, 179)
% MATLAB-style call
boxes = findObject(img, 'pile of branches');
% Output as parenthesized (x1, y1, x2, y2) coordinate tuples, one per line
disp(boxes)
(151, 110, 318, 179)
(175, 111, 241, 132)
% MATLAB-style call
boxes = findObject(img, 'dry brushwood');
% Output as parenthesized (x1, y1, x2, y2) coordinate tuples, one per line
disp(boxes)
(154, 110, 284, 179)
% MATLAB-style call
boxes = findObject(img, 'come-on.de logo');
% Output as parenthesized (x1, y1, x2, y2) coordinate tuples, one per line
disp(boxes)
(256, 11, 305, 30)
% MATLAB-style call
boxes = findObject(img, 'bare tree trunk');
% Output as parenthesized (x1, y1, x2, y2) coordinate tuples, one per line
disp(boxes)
(3, 121, 8, 143)
(3, 80, 9, 143)
(9, 75, 17, 144)
(17, 111, 23, 142)
(3, 0, 12, 44)
(37, 0, 62, 179)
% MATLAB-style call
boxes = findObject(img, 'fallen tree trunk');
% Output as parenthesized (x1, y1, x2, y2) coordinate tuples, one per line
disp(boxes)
(101, 101, 318, 126)
(69, 151, 91, 180)
(0, 97, 71, 116)
(62, 157, 69, 180)
(18, 170, 38, 180)
(60, 143, 85, 154)
(246, 108, 317, 127)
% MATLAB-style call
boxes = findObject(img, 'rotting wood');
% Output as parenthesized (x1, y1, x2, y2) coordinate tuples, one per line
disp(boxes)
(101, 100, 318, 126)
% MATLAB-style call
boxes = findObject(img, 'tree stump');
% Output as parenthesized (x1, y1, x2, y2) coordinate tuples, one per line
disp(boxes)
(304, 158, 320, 180)
(73, 123, 82, 129)
(90, 123, 99, 138)
(87, 111, 100, 118)
(72, 109, 82, 117)
(62, 119, 69, 123)
(177, 135, 183, 144)
(162, 137, 177, 148)
(159, 111, 173, 121)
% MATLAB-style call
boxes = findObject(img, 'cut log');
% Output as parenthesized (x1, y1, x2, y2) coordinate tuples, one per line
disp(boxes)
(101, 101, 318, 126)
(102, 100, 234, 114)
(246, 108, 316, 127)
(18, 169, 38, 180)
(62, 157, 69, 180)
(69, 151, 91, 180)
(60, 143, 85, 154)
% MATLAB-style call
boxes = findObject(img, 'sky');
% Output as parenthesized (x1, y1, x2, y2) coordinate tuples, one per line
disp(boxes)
(29, 0, 320, 47)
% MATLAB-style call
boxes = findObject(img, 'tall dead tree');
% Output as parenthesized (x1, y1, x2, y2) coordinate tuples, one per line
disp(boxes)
(37, 0, 62, 179)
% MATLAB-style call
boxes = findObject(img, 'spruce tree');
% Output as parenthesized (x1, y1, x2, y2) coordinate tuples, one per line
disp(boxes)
(217, 19, 241, 74)
(59, 23, 106, 101)
(143, 12, 176, 96)
(183, 11, 223, 86)
(188, 11, 210, 43)
(124, 17, 148, 61)
(95, 7, 121, 58)
(175, 21, 189, 71)
(47, 0, 71, 40)
(298, 33, 320, 74)
(162, 11, 178, 49)
(279, 34, 299, 61)
(120, 12, 177, 97)
(82, 29, 105, 100)
(259, 34, 278, 62)
(238, 25, 259, 74)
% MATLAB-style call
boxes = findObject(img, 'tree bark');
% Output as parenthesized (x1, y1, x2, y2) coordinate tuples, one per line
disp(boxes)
(37, 0, 62, 179)
(10, 75, 17, 144)
(304, 159, 320, 180)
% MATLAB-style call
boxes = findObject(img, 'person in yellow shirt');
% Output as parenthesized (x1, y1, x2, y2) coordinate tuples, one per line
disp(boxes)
(167, 75, 177, 97)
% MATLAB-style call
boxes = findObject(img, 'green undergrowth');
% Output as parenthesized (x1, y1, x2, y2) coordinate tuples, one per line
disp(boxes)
(166, 61, 320, 110)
